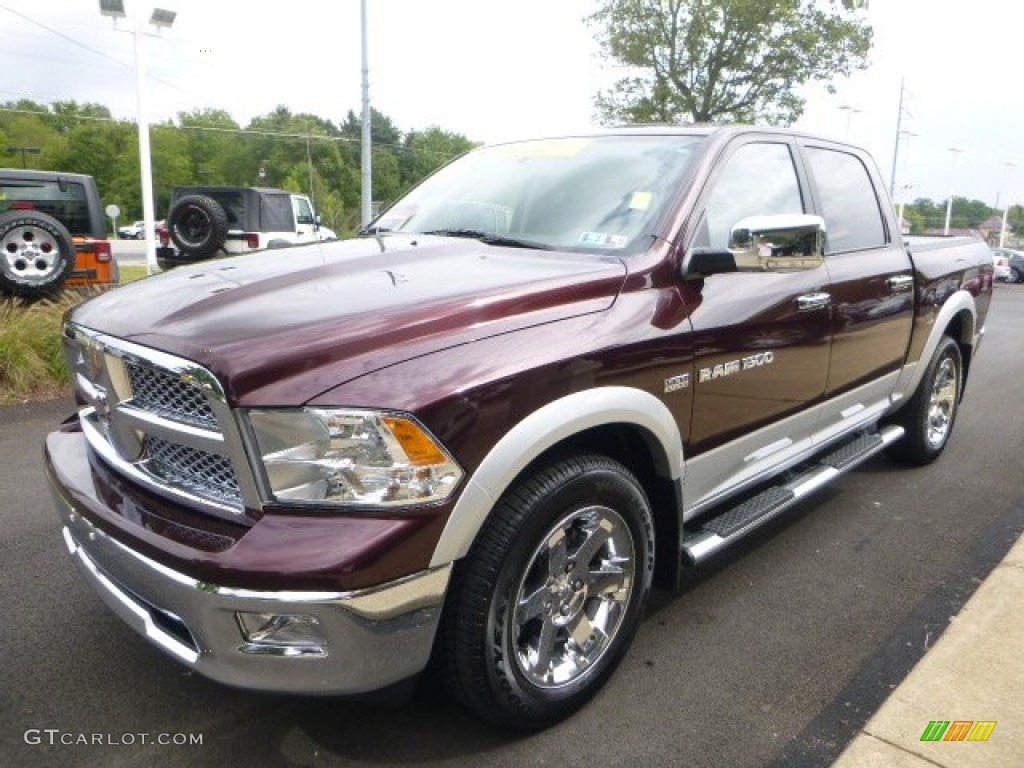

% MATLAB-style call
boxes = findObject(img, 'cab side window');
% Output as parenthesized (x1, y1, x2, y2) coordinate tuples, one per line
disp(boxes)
(700, 143, 804, 249)
(805, 147, 886, 253)
(293, 197, 315, 226)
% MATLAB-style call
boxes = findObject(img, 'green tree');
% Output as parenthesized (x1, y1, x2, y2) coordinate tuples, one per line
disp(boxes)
(399, 127, 477, 188)
(0, 101, 67, 170)
(589, 0, 873, 125)
(1008, 204, 1023, 238)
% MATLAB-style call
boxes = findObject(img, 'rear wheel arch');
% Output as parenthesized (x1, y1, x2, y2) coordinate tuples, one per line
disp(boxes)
(941, 309, 974, 396)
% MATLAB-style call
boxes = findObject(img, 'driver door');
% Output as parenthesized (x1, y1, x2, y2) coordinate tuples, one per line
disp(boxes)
(681, 138, 832, 508)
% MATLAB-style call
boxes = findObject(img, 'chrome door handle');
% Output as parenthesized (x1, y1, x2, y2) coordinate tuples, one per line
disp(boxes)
(887, 275, 914, 292)
(796, 292, 831, 311)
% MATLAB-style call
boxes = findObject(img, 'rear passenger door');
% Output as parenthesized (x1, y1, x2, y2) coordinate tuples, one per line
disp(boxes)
(800, 142, 914, 433)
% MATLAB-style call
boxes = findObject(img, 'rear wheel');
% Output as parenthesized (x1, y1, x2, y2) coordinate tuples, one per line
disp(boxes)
(887, 336, 962, 465)
(438, 454, 654, 729)
(1011, 266, 1022, 284)
(0, 210, 76, 299)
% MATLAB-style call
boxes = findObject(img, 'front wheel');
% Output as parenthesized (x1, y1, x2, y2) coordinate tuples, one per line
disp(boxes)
(1010, 266, 1022, 284)
(887, 336, 962, 465)
(437, 454, 654, 729)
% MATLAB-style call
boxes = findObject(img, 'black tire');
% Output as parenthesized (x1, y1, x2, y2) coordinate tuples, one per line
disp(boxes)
(0, 210, 76, 299)
(1011, 267, 1022, 284)
(437, 454, 655, 729)
(166, 195, 228, 259)
(887, 336, 962, 466)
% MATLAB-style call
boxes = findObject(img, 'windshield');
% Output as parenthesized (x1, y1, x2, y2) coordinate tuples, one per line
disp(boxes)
(373, 134, 705, 255)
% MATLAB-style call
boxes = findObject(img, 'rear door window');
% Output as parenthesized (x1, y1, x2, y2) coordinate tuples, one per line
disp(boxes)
(805, 147, 886, 253)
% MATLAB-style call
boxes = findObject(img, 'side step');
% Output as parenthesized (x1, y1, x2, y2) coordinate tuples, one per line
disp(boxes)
(681, 424, 905, 566)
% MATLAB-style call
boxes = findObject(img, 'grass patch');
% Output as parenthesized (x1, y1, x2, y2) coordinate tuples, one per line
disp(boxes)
(0, 269, 153, 403)
(0, 293, 80, 403)
(119, 264, 149, 284)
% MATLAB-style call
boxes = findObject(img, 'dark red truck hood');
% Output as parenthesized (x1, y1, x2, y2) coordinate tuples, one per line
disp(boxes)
(71, 235, 627, 405)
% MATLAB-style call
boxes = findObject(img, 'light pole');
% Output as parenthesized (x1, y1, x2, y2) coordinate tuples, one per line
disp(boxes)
(360, 0, 372, 228)
(999, 162, 1016, 248)
(5, 145, 41, 168)
(943, 147, 963, 236)
(99, 0, 176, 275)
(838, 104, 861, 140)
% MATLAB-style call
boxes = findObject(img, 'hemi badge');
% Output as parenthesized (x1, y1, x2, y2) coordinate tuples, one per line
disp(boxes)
(664, 373, 690, 393)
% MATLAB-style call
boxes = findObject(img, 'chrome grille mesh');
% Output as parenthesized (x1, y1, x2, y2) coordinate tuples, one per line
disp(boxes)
(68, 324, 250, 517)
(146, 435, 242, 507)
(126, 361, 218, 429)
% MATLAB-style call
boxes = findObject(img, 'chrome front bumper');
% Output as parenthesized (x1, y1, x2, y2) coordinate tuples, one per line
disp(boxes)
(51, 477, 451, 695)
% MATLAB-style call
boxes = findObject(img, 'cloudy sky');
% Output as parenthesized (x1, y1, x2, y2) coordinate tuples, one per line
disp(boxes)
(2, 1, 1018, 207)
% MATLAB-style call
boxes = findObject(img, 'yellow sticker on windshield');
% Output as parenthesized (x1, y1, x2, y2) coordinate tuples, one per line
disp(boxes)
(629, 191, 653, 210)
(491, 138, 592, 158)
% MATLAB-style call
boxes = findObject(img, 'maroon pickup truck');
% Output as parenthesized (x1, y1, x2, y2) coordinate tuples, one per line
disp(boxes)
(45, 126, 993, 729)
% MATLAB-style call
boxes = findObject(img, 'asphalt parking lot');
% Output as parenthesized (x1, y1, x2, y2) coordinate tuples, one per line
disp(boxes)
(2, 285, 1022, 768)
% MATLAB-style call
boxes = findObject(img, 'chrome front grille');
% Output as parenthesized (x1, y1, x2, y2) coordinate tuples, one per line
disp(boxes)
(126, 361, 217, 429)
(65, 324, 257, 519)
(146, 435, 243, 507)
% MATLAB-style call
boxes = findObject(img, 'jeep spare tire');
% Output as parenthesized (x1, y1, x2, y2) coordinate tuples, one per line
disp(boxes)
(0, 210, 76, 299)
(167, 195, 229, 259)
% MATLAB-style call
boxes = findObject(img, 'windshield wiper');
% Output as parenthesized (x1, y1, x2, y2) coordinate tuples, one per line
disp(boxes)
(421, 229, 552, 251)
(358, 225, 393, 236)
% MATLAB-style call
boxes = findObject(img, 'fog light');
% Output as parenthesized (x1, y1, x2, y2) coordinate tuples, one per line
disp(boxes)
(235, 612, 327, 656)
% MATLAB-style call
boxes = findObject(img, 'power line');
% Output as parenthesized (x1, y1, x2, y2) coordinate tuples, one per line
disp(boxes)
(0, 3, 129, 69)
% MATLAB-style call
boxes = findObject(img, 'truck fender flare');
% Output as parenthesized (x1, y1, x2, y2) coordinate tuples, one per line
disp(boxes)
(892, 289, 977, 404)
(429, 386, 684, 567)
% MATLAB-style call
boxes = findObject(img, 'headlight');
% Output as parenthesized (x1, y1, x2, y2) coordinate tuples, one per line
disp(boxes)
(246, 408, 463, 508)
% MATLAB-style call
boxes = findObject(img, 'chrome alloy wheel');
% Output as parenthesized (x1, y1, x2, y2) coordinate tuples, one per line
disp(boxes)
(1, 221, 61, 284)
(925, 354, 959, 449)
(511, 504, 635, 689)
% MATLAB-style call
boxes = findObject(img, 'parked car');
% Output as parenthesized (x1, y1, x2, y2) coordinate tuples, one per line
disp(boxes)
(0, 168, 117, 297)
(117, 220, 145, 239)
(157, 186, 335, 269)
(992, 247, 1023, 283)
(992, 250, 1012, 282)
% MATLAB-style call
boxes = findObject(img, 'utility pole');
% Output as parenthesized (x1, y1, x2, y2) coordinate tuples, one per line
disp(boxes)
(889, 79, 905, 198)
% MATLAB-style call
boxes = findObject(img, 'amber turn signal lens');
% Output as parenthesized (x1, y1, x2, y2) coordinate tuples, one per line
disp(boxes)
(382, 416, 447, 466)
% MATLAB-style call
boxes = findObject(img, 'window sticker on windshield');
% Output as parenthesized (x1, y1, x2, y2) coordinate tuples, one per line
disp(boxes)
(629, 191, 653, 211)
(491, 138, 592, 158)
(580, 232, 628, 248)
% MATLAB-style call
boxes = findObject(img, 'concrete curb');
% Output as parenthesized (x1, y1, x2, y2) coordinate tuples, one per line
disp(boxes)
(832, 534, 1024, 767)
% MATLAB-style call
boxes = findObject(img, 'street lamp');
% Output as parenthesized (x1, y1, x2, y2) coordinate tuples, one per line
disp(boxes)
(99, 0, 176, 275)
(838, 104, 861, 140)
(999, 162, 1017, 248)
(4, 145, 41, 168)
(943, 147, 963, 236)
